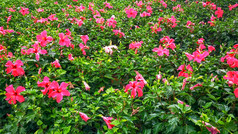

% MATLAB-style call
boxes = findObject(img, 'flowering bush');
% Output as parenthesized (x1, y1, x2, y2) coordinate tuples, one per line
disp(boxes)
(0, 0, 238, 133)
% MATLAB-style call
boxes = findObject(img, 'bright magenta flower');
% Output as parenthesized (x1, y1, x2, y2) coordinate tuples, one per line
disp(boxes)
(177, 100, 190, 107)
(59, 33, 71, 47)
(113, 29, 125, 38)
(125, 81, 144, 98)
(190, 83, 203, 90)
(19, 7, 29, 16)
(37, 76, 52, 95)
(140, 11, 151, 17)
(125, 8, 137, 18)
(106, 16, 117, 28)
(7, 15, 12, 24)
(5, 60, 25, 77)
(215, 7, 223, 18)
(208, 45, 215, 52)
(229, 4, 238, 11)
(104, 2, 113, 9)
(36, 30, 53, 47)
(221, 44, 238, 68)
(48, 14, 58, 21)
(153, 45, 169, 56)
(193, 50, 209, 63)
(48, 81, 70, 103)
(102, 116, 115, 129)
(135, 1, 144, 8)
(203, 122, 220, 134)
(68, 54, 74, 61)
(129, 41, 143, 54)
(150, 24, 162, 33)
(79, 112, 90, 122)
(223, 71, 238, 85)
(51, 59, 61, 68)
(79, 43, 89, 55)
(81, 35, 89, 45)
(177, 64, 193, 78)
(5, 85, 25, 104)
(234, 88, 238, 98)
(27, 42, 47, 61)
(146, 5, 153, 13)
(160, 36, 176, 50)
(135, 71, 147, 85)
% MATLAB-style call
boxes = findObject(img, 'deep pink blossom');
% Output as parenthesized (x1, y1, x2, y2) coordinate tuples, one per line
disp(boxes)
(36, 31, 53, 47)
(37, 76, 52, 95)
(104, 2, 113, 9)
(125, 81, 144, 98)
(177, 100, 190, 107)
(106, 16, 117, 28)
(51, 59, 61, 68)
(48, 14, 58, 21)
(215, 7, 223, 18)
(5, 85, 25, 104)
(150, 24, 162, 33)
(19, 7, 29, 16)
(7, 15, 12, 24)
(79, 43, 89, 55)
(177, 64, 193, 78)
(102, 116, 115, 129)
(59, 33, 71, 47)
(135, 71, 147, 85)
(203, 122, 220, 134)
(81, 35, 89, 45)
(5, 60, 25, 77)
(229, 4, 238, 11)
(68, 54, 74, 61)
(190, 83, 203, 90)
(113, 29, 125, 38)
(37, 8, 44, 12)
(129, 41, 143, 54)
(208, 45, 215, 52)
(153, 45, 169, 56)
(79, 112, 90, 122)
(48, 81, 70, 103)
(234, 88, 238, 98)
(27, 42, 47, 61)
(125, 8, 137, 18)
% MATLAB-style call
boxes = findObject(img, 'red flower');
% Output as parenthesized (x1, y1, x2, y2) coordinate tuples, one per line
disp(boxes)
(27, 42, 47, 61)
(5, 85, 25, 104)
(215, 7, 223, 18)
(19, 7, 29, 16)
(102, 116, 115, 129)
(37, 76, 52, 95)
(208, 45, 215, 53)
(234, 88, 238, 98)
(177, 64, 193, 78)
(51, 59, 61, 68)
(36, 30, 53, 47)
(81, 35, 89, 45)
(135, 71, 147, 85)
(79, 112, 90, 122)
(5, 60, 25, 77)
(125, 81, 144, 98)
(48, 81, 70, 103)
(203, 122, 220, 134)
(59, 33, 71, 47)
(79, 43, 89, 55)
(129, 41, 143, 54)
(125, 8, 137, 18)
(153, 45, 169, 56)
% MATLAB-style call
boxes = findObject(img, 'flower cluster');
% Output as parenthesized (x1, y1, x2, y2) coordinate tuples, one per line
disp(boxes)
(221, 44, 238, 68)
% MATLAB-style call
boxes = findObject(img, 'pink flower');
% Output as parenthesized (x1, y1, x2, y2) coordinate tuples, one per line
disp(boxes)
(37, 8, 44, 12)
(5, 60, 25, 77)
(51, 59, 61, 68)
(146, 5, 153, 13)
(96, 17, 104, 24)
(135, 1, 144, 8)
(135, 71, 147, 85)
(208, 45, 215, 52)
(68, 54, 74, 61)
(75, 18, 84, 27)
(177, 64, 193, 78)
(48, 81, 70, 103)
(234, 88, 238, 98)
(186, 21, 195, 29)
(156, 72, 162, 80)
(140, 11, 151, 17)
(152, 45, 169, 56)
(215, 7, 223, 18)
(113, 29, 125, 38)
(5, 85, 25, 104)
(37, 76, 52, 95)
(19, 7, 29, 16)
(160, 36, 176, 50)
(229, 4, 238, 11)
(125, 81, 144, 98)
(129, 41, 143, 54)
(7, 15, 12, 24)
(8, 8, 16, 12)
(59, 33, 71, 47)
(177, 100, 190, 107)
(103, 45, 118, 55)
(48, 14, 58, 21)
(104, 2, 113, 9)
(81, 35, 89, 45)
(159, 0, 167, 8)
(125, 8, 137, 18)
(102, 116, 115, 129)
(193, 51, 209, 63)
(79, 112, 90, 122)
(106, 16, 117, 28)
(79, 43, 89, 55)
(203, 122, 220, 134)
(223, 71, 238, 85)
(83, 81, 90, 91)
(150, 24, 162, 33)
(190, 83, 203, 90)
(181, 78, 187, 90)
(27, 42, 47, 61)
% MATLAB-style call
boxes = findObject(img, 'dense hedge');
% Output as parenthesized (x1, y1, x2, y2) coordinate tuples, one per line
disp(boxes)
(0, 0, 238, 133)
